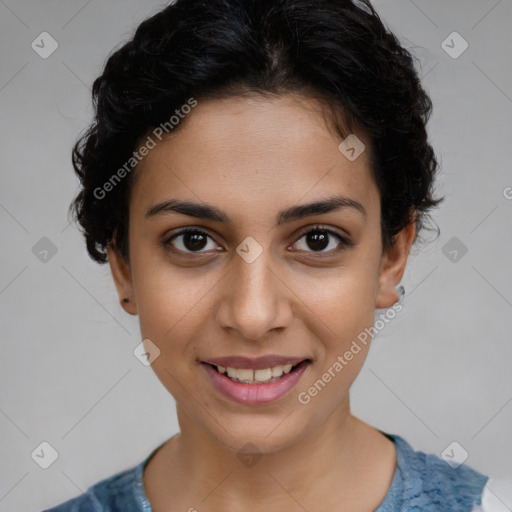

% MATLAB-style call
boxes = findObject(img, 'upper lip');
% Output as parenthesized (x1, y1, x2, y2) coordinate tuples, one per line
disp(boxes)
(202, 355, 310, 370)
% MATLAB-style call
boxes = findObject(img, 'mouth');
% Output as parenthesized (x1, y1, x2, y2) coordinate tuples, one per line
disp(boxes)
(200, 358, 311, 405)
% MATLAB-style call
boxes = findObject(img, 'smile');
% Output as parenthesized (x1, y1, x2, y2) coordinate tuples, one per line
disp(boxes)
(201, 359, 311, 405)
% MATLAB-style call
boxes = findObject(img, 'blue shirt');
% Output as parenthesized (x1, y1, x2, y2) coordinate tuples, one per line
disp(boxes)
(42, 431, 491, 512)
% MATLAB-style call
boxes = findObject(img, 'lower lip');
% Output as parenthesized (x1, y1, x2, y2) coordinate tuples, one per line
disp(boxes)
(201, 360, 310, 405)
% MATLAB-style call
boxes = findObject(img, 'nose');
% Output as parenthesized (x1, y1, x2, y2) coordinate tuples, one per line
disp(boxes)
(215, 249, 294, 342)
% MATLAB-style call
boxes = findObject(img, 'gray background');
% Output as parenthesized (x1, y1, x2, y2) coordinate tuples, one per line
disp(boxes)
(1, 1, 511, 511)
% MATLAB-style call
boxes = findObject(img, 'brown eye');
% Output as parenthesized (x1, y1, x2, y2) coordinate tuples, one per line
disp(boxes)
(164, 228, 218, 254)
(292, 226, 353, 254)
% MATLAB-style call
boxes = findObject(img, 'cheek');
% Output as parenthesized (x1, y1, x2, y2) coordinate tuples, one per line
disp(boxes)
(133, 261, 218, 357)
(294, 264, 378, 345)
(294, 274, 375, 411)
(133, 271, 210, 399)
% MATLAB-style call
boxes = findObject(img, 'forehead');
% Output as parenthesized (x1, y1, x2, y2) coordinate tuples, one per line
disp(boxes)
(130, 93, 379, 221)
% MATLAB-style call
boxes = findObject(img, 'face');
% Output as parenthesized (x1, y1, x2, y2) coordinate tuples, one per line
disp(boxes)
(108, 93, 414, 453)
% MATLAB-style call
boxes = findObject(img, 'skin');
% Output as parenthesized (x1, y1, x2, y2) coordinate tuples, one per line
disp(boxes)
(107, 93, 416, 512)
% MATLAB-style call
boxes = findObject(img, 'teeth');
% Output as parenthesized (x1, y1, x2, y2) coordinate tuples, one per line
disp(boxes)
(237, 368, 253, 381)
(214, 363, 298, 383)
(254, 368, 272, 382)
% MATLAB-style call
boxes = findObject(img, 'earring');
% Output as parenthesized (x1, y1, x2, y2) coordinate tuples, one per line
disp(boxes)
(396, 285, 405, 305)
(122, 297, 130, 303)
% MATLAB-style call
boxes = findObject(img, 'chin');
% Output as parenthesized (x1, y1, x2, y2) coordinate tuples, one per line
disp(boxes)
(202, 410, 317, 455)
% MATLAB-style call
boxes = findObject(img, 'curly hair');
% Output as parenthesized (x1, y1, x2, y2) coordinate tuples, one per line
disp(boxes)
(69, 0, 444, 264)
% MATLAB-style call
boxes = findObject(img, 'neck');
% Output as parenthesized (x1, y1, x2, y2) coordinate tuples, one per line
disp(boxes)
(144, 397, 396, 511)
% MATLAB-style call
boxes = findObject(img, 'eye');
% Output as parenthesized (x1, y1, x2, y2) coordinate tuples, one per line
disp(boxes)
(163, 228, 221, 254)
(163, 225, 353, 257)
(291, 225, 353, 254)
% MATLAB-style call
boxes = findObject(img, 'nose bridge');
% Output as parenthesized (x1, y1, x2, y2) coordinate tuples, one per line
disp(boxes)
(218, 244, 292, 341)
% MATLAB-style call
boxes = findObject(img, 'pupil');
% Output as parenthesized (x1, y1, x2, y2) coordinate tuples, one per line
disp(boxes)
(184, 231, 207, 251)
(307, 230, 328, 251)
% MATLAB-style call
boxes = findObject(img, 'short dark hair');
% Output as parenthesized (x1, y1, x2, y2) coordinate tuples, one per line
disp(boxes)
(69, 0, 444, 264)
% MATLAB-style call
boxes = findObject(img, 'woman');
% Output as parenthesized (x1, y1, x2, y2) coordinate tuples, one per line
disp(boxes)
(43, 0, 511, 510)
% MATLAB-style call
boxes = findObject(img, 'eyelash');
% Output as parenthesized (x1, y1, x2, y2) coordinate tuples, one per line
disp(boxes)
(162, 225, 354, 257)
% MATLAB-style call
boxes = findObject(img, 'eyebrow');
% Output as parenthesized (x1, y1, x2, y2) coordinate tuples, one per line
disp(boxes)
(145, 195, 367, 225)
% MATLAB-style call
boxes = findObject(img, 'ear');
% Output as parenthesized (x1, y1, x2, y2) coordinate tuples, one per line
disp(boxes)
(375, 215, 416, 309)
(106, 244, 138, 315)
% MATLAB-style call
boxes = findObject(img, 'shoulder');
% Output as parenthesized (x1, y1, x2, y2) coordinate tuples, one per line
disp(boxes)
(386, 433, 492, 511)
(41, 461, 146, 512)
